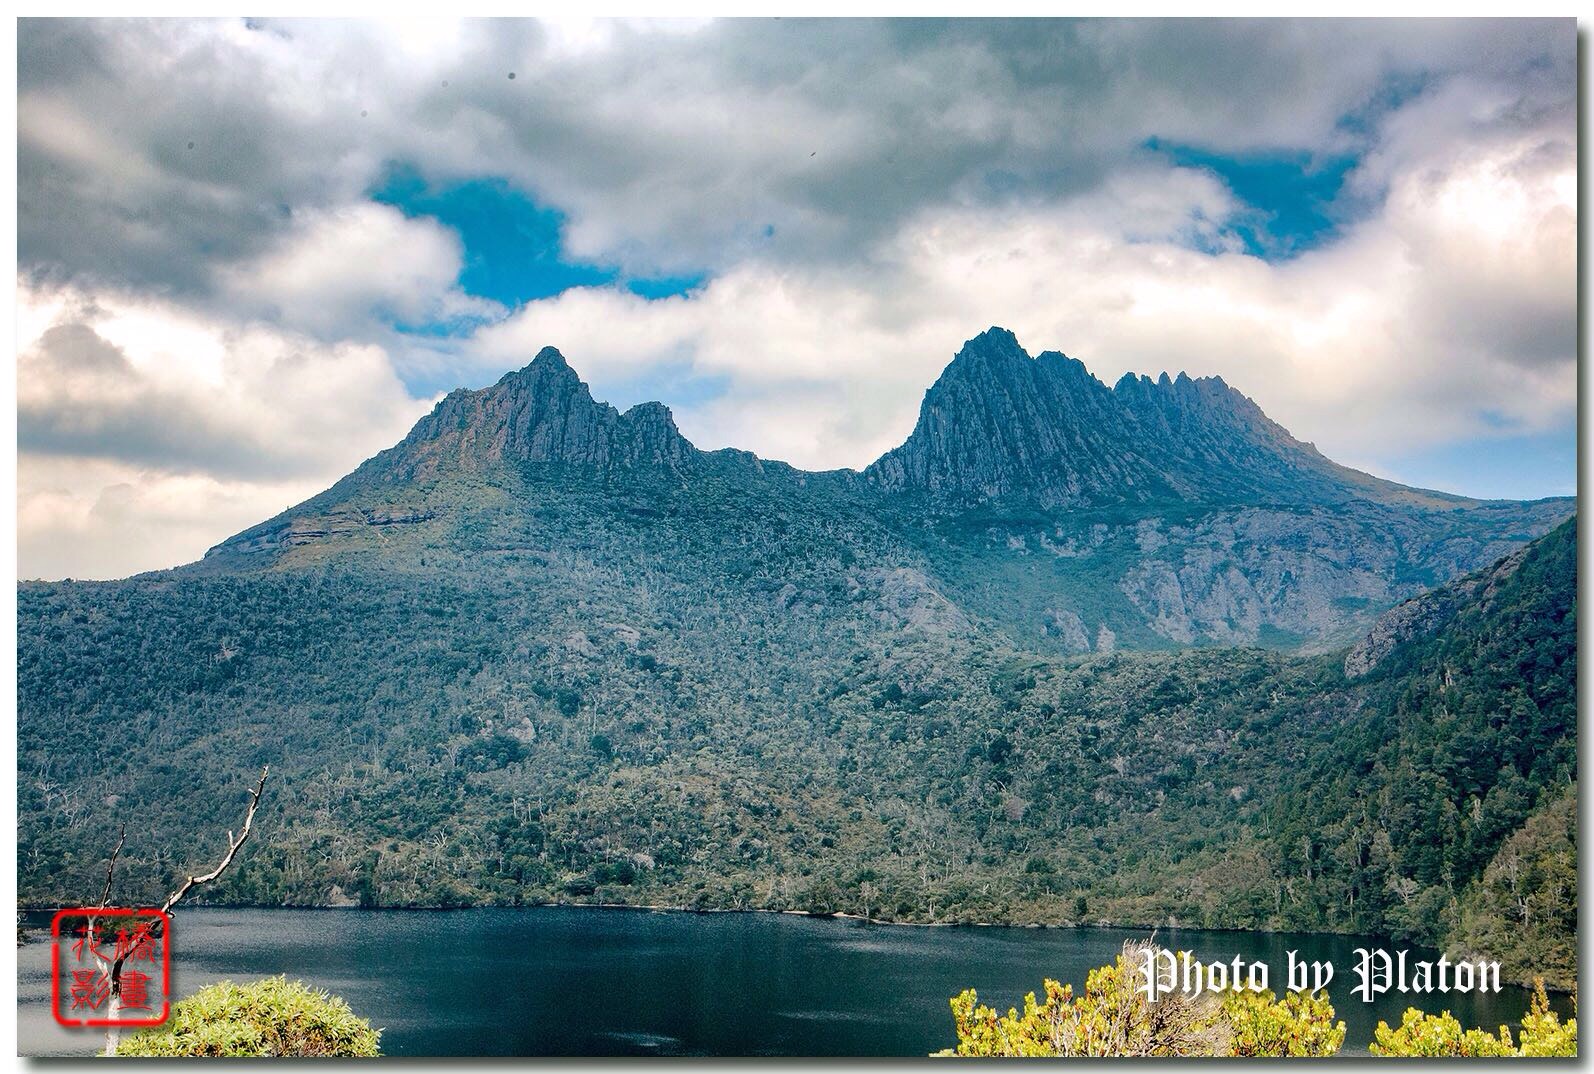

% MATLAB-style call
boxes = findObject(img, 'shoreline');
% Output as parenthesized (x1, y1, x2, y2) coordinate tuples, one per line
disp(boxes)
(18, 901, 1573, 993)
(4, 896, 1455, 941)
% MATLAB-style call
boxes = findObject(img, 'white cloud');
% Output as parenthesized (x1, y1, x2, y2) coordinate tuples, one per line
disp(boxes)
(19, 19, 1573, 293)
(218, 202, 501, 339)
(17, 281, 433, 579)
(18, 458, 328, 582)
(14, 19, 1576, 579)
(460, 121, 1573, 479)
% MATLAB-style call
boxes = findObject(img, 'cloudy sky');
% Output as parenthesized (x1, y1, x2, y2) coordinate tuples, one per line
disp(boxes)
(17, 17, 1576, 580)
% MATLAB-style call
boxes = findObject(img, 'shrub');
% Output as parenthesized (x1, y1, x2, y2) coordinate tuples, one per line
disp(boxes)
(942, 946, 1574, 1058)
(1370, 981, 1575, 1058)
(115, 976, 381, 1057)
(938, 941, 1225, 1057)
(1223, 987, 1346, 1057)
(1515, 981, 1579, 1057)
(1369, 1008, 1516, 1057)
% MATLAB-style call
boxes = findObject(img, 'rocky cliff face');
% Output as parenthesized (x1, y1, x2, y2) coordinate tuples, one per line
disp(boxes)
(863, 328, 1174, 504)
(1344, 540, 1536, 677)
(372, 346, 697, 482)
(1116, 370, 1354, 504)
(307, 327, 1476, 516)
(868, 327, 1468, 510)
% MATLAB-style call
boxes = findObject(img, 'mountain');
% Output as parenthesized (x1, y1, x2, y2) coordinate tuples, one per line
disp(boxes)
(202, 328, 1567, 652)
(17, 329, 1576, 985)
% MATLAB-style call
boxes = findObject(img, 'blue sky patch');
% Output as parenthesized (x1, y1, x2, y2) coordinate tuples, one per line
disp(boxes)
(1146, 139, 1358, 260)
(1379, 422, 1575, 502)
(1336, 71, 1432, 139)
(371, 164, 706, 311)
(627, 274, 706, 300)
(372, 164, 615, 305)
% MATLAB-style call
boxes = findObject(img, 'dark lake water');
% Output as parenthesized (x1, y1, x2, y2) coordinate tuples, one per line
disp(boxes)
(17, 907, 1570, 1057)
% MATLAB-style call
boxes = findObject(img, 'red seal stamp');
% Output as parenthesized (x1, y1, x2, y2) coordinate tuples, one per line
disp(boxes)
(50, 908, 171, 1028)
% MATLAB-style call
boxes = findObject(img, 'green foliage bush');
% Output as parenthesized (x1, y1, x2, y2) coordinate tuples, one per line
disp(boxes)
(1370, 1009, 1516, 1058)
(1222, 987, 1345, 1057)
(940, 942, 1225, 1057)
(943, 948, 1572, 1058)
(940, 942, 1345, 1057)
(116, 976, 381, 1057)
(1369, 982, 1575, 1058)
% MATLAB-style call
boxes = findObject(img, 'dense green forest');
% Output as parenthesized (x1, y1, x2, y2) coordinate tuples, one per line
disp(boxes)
(18, 490, 1575, 987)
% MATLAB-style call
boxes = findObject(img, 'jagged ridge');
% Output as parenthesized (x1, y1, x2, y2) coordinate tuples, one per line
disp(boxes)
(865, 327, 1469, 509)
(372, 346, 697, 482)
(302, 327, 1474, 515)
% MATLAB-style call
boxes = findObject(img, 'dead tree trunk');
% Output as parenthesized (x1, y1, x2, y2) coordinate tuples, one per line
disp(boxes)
(90, 767, 269, 1056)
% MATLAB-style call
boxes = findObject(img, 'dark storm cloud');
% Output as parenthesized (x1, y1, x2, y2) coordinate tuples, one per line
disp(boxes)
(20, 20, 314, 294)
(18, 17, 1573, 309)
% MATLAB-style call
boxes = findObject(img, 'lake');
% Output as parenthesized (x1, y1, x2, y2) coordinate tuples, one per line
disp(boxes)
(17, 907, 1570, 1057)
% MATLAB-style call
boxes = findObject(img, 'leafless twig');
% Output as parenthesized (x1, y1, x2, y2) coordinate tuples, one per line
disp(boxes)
(157, 766, 269, 916)
(95, 826, 126, 911)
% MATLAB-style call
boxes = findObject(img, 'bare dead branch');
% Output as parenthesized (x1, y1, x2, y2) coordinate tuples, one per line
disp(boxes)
(158, 766, 270, 916)
(91, 767, 270, 1057)
(95, 826, 127, 911)
(102, 767, 272, 990)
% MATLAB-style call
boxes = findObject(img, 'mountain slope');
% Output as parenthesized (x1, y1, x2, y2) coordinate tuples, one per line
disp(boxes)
(15, 329, 1577, 986)
(1271, 515, 1577, 984)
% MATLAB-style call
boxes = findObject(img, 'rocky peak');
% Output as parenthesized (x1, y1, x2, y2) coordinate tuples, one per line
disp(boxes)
(368, 348, 696, 482)
(865, 328, 1172, 505)
(1120, 368, 1296, 443)
(348, 330, 1466, 512)
(1113, 368, 1390, 504)
(867, 328, 1453, 509)
(949, 325, 1027, 364)
(617, 401, 694, 468)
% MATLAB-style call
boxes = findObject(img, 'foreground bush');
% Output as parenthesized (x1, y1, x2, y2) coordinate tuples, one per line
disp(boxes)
(940, 941, 1345, 1057)
(116, 976, 381, 1057)
(942, 945, 1573, 1058)
(940, 942, 1224, 1057)
(1223, 987, 1346, 1057)
(1370, 981, 1575, 1058)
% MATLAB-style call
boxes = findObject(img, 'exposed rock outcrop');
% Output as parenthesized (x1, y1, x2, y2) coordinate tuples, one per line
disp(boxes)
(852, 566, 972, 636)
(867, 327, 1471, 510)
(198, 329, 1571, 653)
(1344, 543, 1534, 677)
(865, 328, 1170, 505)
(211, 506, 434, 555)
(376, 347, 696, 481)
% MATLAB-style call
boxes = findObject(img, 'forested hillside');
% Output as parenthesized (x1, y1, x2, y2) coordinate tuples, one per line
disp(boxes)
(18, 498, 1574, 984)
